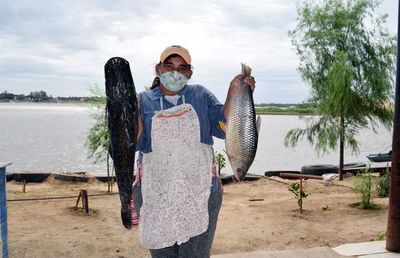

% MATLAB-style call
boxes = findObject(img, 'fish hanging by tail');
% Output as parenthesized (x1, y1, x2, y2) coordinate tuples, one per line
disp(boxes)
(105, 57, 138, 229)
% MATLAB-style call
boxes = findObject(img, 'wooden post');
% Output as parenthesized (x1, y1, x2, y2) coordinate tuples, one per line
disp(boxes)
(75, 190, 89, 214)
(75, 192, 81, 209)
(22, 180, 26, 193)
(81, 190, 89, 214)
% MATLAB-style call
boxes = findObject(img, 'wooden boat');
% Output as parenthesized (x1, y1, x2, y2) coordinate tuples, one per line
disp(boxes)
(367, 151, 392, 163)
(12, 173, 50, 183)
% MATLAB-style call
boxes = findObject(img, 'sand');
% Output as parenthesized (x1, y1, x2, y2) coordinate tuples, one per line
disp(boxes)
(5, 174, 388, 258)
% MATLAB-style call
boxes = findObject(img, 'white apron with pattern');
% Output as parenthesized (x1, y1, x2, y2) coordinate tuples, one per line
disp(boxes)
(138, 97, 213, 249)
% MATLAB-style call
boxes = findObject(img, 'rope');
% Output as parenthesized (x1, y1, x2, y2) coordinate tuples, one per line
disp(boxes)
(7, 192, 119, 202)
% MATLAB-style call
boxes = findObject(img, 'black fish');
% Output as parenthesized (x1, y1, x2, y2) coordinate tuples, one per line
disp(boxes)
(105, 57, 138, 229)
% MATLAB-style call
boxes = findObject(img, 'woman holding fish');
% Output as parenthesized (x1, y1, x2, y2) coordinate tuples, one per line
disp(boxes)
(132, 45, 255, 257)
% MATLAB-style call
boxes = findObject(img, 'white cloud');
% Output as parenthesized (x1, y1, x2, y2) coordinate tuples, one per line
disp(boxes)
(0, 0, 397, 103)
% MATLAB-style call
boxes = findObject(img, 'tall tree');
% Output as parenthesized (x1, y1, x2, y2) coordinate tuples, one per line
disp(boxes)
(285, 0, 396, 180)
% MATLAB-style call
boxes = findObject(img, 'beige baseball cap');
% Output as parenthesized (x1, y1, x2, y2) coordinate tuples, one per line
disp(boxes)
(160, 45, 191, 65)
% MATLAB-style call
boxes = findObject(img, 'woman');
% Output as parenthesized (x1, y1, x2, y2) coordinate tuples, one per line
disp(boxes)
(132, 45, 255, 257)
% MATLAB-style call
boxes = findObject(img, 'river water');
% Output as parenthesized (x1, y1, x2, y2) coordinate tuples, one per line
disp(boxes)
(0, 103, 393, 176)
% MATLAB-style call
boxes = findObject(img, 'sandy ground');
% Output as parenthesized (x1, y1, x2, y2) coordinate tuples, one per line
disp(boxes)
(5, 174, 389, 258)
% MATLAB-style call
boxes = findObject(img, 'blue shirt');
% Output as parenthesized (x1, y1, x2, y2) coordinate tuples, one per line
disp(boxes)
(136, 84, 226, 153)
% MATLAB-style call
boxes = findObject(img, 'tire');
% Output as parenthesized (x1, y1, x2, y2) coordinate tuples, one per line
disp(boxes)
(301, 164, 338, 176)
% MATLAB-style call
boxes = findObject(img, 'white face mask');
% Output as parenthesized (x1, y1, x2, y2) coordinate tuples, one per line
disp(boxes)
(159, 71, 188, 92)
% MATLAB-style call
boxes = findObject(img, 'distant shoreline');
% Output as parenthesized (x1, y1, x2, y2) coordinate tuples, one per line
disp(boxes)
(0, 100, 94, 104)
(1, 101, 316, 115)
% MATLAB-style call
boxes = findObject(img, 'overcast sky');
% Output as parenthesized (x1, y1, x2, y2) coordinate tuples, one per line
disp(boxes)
(0, 0, 397, 104)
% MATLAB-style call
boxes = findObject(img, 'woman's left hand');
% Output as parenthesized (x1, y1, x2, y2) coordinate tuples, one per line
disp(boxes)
(243, 74, 256, 92)
(228, 73, 256, 96)
(224, 74, 256, 117)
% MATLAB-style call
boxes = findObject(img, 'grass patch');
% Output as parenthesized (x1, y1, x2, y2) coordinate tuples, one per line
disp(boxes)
(255, 104, 317, 115)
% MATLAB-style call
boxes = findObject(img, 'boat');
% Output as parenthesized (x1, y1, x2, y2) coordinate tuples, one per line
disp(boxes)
(12, 173, 51, 183)
(367, 151, 392, 163)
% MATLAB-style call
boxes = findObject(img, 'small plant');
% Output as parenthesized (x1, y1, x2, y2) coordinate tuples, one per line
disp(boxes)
(353, 167, 375, 209)
(376, 168, 390, 198)
(288, 180, 309, 213)
(215, 151, 226, 177)
(377, 232, 386, 241)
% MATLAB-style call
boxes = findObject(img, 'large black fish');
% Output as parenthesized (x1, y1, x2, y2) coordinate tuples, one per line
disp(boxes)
(105, 57, 138, 229)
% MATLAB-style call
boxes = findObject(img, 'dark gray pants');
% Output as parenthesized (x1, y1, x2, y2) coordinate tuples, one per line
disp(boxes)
(133, 183, 223, 258)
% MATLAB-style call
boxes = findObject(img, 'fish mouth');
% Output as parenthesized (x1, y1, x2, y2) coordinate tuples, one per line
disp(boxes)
(121, 203, 132, 230)
(234, 168, 246, 181)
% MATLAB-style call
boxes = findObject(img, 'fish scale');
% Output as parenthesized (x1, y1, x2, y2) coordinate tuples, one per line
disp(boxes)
(225, 64, 260, 181)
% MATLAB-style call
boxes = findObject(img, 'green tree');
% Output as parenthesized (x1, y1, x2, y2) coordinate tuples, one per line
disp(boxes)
(285, 0, 396, 180)
(29, 90, 49, 101)
(85, 84, 113, 192)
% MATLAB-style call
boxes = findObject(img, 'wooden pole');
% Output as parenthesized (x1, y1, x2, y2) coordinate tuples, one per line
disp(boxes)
(22, 180, 26, 193)
(386, 0, 400, 252)
(81, 190, 89, 214)
(75, 190, 89, 214)
(75, 192, 81, 209)
(279, 173, 323, 180)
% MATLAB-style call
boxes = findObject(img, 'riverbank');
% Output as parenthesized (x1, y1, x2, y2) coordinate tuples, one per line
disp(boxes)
(6, 173, 388, 257)
(256, 105, 315, 115)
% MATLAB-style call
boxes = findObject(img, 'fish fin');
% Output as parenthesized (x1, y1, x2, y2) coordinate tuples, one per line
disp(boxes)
(256, 115, 261, 134)
(219, 121, 226, 133)
(241, 63, 252, 76)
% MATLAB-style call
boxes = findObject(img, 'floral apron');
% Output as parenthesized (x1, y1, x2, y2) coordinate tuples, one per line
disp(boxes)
(137, 96, 213, 249)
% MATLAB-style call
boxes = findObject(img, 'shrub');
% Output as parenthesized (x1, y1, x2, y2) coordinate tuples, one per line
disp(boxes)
(376, 168, 390, 198)
(353, 167, 375, 209)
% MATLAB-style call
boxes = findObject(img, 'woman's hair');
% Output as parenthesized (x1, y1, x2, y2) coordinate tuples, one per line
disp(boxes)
(149, 76, 160, 90)
(148, 62, 162, 90)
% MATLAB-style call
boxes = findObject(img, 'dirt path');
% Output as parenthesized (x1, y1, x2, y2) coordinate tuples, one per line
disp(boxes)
(6, 174, 388, 257)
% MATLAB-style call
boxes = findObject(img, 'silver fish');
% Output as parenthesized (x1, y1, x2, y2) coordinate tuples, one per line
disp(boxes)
(105, 57, 138, 229)
(224, 64, 261, 181)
